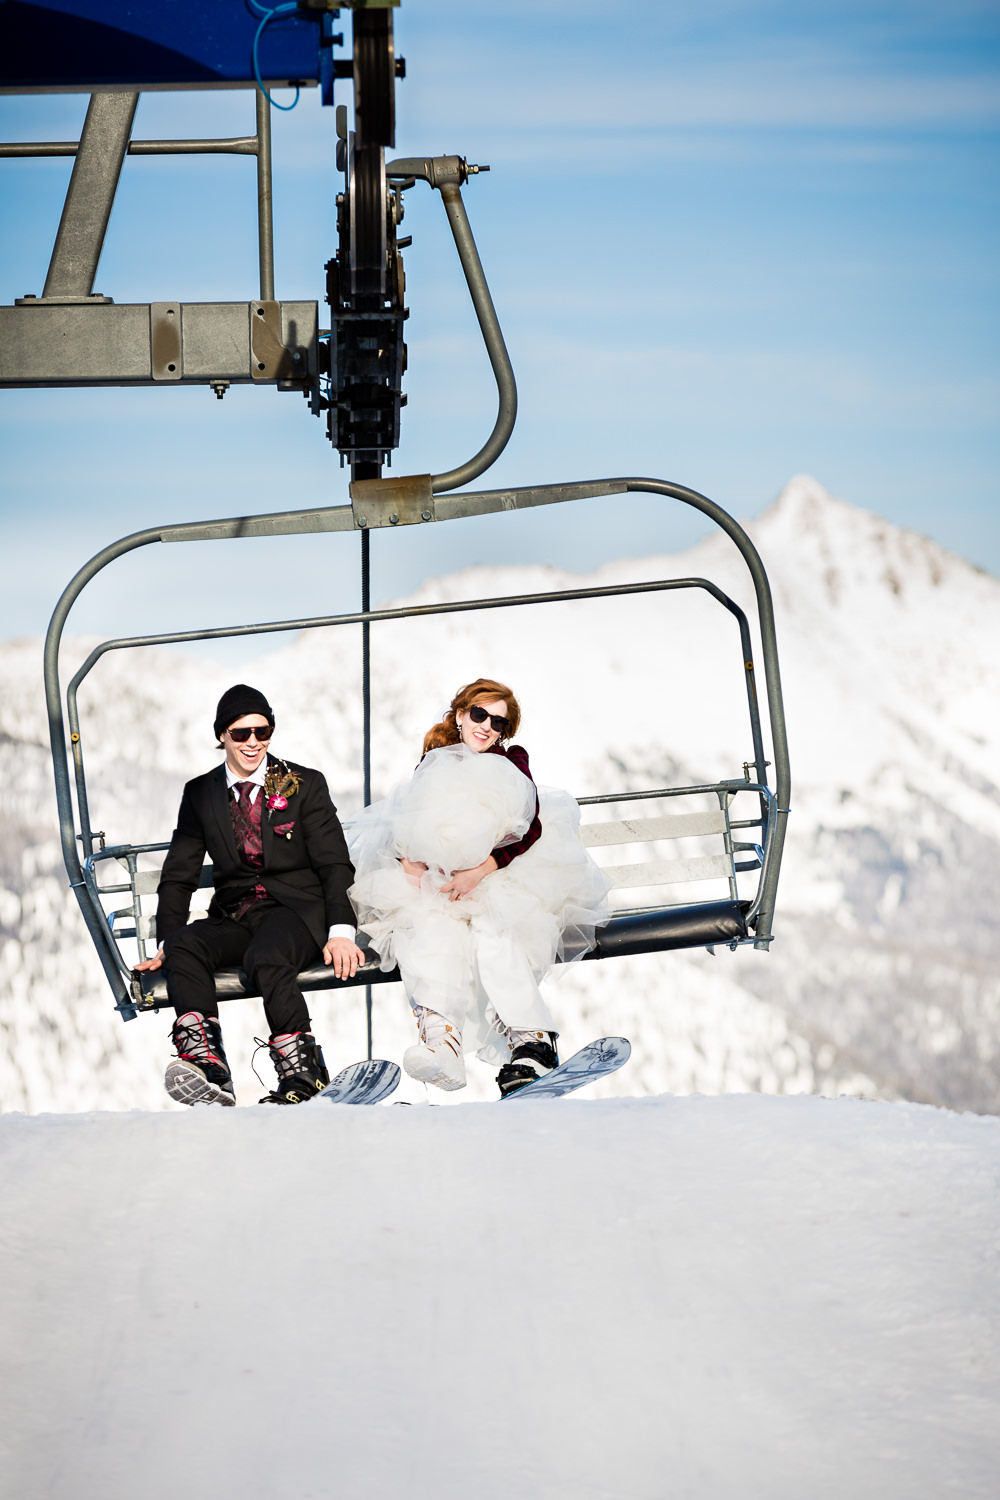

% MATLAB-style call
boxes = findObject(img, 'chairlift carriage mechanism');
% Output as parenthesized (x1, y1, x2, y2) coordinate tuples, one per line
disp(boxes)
(1, 2, 791, 1048)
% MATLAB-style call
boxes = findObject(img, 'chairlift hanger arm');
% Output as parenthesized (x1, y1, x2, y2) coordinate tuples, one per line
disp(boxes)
(385, 155, 516, 491)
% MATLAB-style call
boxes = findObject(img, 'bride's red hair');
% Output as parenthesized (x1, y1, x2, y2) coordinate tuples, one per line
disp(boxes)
(422, 678, 521, 755)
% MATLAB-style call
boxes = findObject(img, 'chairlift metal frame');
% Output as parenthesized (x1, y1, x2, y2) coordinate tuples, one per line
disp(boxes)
(44, 474, 791, 1028)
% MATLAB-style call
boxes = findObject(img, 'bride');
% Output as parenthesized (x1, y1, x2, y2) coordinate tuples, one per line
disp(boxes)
(346, 678, 610, 1096)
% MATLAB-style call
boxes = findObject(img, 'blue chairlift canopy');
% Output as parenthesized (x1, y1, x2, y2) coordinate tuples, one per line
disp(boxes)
(0, 0, 327, 93)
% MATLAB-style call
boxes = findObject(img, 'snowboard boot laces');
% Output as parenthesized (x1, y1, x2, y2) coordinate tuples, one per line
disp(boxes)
(165, 1012, 236, 1107)
(497, 1030, 559, 1098)
(402, 1005, 467, 1091)
(258, 1031, 330, 1105)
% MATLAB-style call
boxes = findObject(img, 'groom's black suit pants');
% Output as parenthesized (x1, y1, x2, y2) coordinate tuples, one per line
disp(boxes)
(163, 900, 321, 1036)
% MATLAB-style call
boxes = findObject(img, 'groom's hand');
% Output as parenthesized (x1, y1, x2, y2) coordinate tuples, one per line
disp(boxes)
(323, 936, 366, 979)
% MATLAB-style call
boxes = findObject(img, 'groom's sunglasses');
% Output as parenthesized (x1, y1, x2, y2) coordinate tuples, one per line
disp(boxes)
(227, 724, 274, 743)
(468, 704, 511, 736)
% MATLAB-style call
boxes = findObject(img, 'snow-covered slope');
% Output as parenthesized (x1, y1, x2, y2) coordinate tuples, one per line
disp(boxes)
(1, 1096, 997, 1500)
(1, 476, 999, 1113)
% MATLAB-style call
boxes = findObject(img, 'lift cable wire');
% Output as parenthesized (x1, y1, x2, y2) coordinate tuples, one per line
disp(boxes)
(361, 526, 373, 1059)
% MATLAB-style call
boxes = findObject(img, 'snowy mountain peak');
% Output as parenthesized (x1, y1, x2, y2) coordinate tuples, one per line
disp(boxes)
(735, 477, 1000, 796)
(753, 474, 991, 613)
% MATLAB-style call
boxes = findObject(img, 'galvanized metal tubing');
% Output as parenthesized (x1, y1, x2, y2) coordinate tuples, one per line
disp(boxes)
(255, 90, 275, 302)
(0, 138, 260, 158)
(42, 91, 138, 300)
(430, 183, 517, 492)
(386, 156, 518, 492)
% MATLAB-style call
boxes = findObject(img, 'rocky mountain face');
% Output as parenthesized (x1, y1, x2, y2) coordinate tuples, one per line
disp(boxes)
(2, 475, 998, 1113)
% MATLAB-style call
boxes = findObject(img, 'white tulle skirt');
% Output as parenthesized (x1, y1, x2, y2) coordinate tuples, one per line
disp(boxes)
(345, 745, 610, 1063)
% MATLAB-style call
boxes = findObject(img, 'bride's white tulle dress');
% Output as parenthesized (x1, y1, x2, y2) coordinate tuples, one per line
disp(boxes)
(345, 744, 610, 1063)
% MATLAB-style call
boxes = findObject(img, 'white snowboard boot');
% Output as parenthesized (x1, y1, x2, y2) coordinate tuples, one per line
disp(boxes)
(403, 1005, 467, 1091)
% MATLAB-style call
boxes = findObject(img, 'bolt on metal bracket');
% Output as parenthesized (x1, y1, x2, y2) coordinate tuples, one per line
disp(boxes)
(349, 473, 435, 528)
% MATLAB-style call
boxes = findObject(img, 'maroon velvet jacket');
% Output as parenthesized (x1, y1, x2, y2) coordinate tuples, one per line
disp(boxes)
(486, 743, 542, 869)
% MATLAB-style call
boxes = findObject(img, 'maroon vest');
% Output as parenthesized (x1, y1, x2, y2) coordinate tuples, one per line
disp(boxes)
(229, 782, 268, 920)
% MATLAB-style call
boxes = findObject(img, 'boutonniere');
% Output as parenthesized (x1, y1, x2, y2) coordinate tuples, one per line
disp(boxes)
(264, 758, 301, 819)
(273, 821, 296, 840)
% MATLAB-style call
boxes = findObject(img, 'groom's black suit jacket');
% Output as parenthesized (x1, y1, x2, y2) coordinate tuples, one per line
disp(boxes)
(156, 756, 355, 951)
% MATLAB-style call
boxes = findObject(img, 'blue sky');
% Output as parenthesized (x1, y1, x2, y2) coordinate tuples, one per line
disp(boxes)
(0, 0, 997, 645)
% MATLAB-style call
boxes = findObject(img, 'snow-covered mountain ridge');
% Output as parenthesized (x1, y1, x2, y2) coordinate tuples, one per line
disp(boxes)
(1, 474, 998, 1112)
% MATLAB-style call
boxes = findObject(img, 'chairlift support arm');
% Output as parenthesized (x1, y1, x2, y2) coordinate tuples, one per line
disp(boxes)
(384, 155, 517, 492)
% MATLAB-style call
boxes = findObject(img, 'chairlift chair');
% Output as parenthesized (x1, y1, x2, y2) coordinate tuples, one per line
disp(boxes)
(45, 474, 791, 1030)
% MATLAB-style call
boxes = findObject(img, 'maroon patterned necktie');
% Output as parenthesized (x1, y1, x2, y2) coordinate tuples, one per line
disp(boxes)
(231, 781, 264, 869)
(228, 781, 268, 922)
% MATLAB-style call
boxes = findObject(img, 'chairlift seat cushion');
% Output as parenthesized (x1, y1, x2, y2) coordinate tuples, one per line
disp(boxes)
(135, 940, 396, 1007)
(587, 899, 749, 959)
(134, 903, 750, 1007)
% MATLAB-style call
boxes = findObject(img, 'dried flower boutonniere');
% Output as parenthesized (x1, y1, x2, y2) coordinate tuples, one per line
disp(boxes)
(264, 758, 301, 820)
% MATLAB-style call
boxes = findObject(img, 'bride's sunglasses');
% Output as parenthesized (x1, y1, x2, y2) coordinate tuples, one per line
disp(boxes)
(227, 725, 274, 743)
(468, 704, 511, 736)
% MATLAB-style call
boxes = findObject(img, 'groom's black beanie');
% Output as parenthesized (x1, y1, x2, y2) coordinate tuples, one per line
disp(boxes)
(214, 684, 275, 741)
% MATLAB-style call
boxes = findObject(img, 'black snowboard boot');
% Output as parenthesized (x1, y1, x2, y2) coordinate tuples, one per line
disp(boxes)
(497, 1030, 559, 1098)
(260, 1031, 330, 1104)
(165, 1012, 236, 1107)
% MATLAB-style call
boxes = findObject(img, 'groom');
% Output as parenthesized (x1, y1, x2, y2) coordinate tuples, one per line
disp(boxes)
(134, 684, 364, 1106)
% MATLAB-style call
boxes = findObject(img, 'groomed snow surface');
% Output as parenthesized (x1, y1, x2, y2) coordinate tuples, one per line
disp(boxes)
(1, 1093, 997, 1499)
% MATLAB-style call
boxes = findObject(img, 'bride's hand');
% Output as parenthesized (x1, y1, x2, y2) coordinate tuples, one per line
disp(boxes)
(441, 856, 498, 901)
(399, 857, 429, 880)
